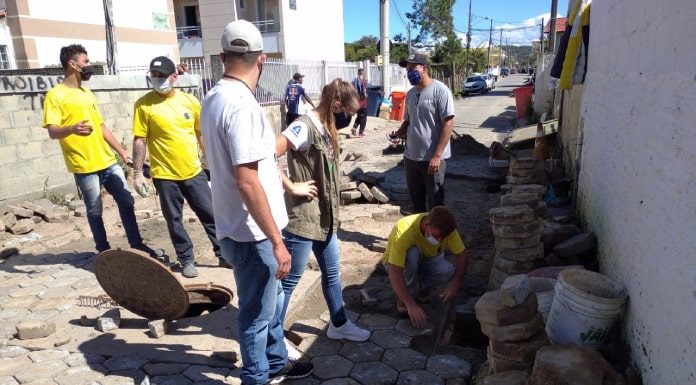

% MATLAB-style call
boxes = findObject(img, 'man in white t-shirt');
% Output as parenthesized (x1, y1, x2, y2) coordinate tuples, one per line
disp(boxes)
(200, 20, 313, 385)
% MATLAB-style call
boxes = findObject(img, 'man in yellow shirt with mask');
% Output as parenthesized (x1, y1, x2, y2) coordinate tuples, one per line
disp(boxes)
(43, 44, 155, 256)
(131, 56, 223, 278)
(382, 206, 469, 327)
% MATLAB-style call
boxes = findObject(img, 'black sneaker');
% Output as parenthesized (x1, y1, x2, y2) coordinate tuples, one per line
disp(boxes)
(132, 243, 165, 259)
(268, 360, 314, 384)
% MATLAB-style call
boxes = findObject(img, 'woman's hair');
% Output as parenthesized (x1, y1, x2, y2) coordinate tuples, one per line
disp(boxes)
(316, 78, 359, 159)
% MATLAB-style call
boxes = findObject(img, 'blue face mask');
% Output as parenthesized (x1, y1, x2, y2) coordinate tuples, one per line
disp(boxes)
(407, 69, 423, 86)
(333, 111, 352, 129)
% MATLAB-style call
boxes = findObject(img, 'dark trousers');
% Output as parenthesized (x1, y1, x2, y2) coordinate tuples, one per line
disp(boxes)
(153, 171, 221, 264)
(286, 112, 301, 126)
(404, 158, 447, 213)
(353, 107, 368, 134)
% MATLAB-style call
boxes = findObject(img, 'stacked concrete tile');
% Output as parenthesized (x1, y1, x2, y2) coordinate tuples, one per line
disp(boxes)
(489, 205, 544, 288)
(505, 157, 540, 185)
(475, 276, 549, 376)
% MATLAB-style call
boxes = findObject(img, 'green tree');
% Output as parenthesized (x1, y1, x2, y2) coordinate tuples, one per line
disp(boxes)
(345, 35, 378, 62)
(391, 33, 409, 63)
(406, 0, 456, 44)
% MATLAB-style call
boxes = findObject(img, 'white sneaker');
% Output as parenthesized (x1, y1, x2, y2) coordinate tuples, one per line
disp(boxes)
(285, 338, 301, 360)
(326, 319, 371, 342)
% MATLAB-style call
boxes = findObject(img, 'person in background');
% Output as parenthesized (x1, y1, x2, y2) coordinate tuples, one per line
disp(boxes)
(200, 20, 313, 385)
(131, 55, 226, 279)
(176, 63, 190, 75)
(276, 78, 371, 359)
(351, 68, 368, 138)
(284, 72, 315, 125)
(382, 206, 468, 327)
(42, 44, 157, 257)
(391, 53, 455, 213)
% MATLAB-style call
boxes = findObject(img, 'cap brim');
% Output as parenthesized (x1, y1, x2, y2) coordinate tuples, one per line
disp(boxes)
(399, 59, 409, 68)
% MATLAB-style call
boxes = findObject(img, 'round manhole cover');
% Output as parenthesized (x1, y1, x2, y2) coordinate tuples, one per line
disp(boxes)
(95, 249, 189, 320)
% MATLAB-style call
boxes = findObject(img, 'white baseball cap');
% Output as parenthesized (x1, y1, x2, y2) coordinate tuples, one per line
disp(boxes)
(221, 20, 263, 53)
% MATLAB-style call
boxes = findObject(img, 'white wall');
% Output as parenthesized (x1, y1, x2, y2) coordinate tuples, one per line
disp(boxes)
(279, 0, 344, 61)
(576, 1, 696, 384)
(34, 38, 178, 68)
(0, 17, 17, 69)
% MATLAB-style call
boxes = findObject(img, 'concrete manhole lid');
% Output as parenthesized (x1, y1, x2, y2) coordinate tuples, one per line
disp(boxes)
(94, 249, 189, 320)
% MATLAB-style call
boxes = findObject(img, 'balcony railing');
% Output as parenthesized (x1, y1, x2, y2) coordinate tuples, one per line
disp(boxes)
(177, 26, 202, 39)
(252, 19, 280, 34)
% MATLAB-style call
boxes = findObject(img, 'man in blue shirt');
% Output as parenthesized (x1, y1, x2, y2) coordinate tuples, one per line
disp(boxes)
(284, 72, 315, 125)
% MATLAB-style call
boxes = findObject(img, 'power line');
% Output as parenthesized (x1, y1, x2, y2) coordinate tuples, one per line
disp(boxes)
(471, 14, 540, 25)
(391, 0, 407, 27)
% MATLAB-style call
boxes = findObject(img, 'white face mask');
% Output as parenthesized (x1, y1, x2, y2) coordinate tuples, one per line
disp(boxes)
(425, 234, 439, 246)
(150, 77, 172, 94)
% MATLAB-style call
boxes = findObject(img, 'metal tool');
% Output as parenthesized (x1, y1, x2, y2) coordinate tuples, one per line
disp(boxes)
(432, 300, 453, 355)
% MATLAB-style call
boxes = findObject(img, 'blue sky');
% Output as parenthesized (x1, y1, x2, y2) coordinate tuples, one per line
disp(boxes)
(343, 0, 568, 46)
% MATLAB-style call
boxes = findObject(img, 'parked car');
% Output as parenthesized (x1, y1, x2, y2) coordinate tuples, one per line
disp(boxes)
(500, 68, 509, 77)
(462, 75, 487, 95)
(483, 73, 496, 90)
(510, 68, 517, 74)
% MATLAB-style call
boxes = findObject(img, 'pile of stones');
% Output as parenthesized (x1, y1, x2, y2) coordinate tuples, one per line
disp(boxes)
(489, 204, 544, 289)
(339, 173, 390, 206)
(1, 198, 76, 237)
(504, 157, 541, 186)
(476, 275, 549, 382)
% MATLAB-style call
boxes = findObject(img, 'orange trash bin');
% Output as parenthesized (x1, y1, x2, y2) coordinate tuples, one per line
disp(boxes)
(513, 86, 534, 118)
(389, 91, 406, 121)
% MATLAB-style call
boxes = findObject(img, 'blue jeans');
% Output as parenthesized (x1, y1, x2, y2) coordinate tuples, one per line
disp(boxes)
(153, 171, 221, 265)
(74, 163, 142, 252)
(401, 246, 455, 295)
(220, 238, 287, 385)
(280, 230, 346, 327)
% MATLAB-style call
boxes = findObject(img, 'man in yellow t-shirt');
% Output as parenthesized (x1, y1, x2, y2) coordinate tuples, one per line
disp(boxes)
(43, 44, 156, 256)
(131, 56, 223, 278)
(382, 206, 468, 327)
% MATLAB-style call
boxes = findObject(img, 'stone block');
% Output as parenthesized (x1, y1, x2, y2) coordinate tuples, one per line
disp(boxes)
(489, 206, 535, 225)
(500, 193, 539, 209)
(509, 167, 538, 178)
(489, 331, 549, 363)
(30, 216, 42, 224)
(495, 233, 541, 250)
(541, 224, 580, 253)
(148, 320, 169, 338)
(32, 199, 55, 214)
(7, 205, 33, 218)
(340, 181, 358, 191)
(16, 320, 56, 339)
(492, 220, 541, 239)
(496, 243, 544, 262)
(475, 290, 538, 327)
(509, 184, 546, 197)
(506, 175, 539, 185)
(487, 346, 533, 373)
(1, 246, 18, 259)
(135, 210, 154, 220)
(509, 158, 537, 170)
(44, 207, 70, 223)
(1, 213, 16, 230)
(358, 183, 375, 202)
(529, 345, 625, 385)
(493, 255, 540, 275)
(96, 308, 121, 332)
(482, 370, 529, 385)
(553, 233, 597, 259)
(500, 275, 532, 307)
(10, 218, 34, 234)
(341, 190, 362, 200)
(67, 200, 86, 211)
(480, 312, 544, 342)
(370, 186, 389, 203)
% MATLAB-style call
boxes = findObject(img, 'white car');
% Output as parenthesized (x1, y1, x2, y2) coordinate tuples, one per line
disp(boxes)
(483, 73, 496, 91)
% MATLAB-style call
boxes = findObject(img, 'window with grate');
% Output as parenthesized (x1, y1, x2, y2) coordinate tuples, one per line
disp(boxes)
(0, 45, 9, 70)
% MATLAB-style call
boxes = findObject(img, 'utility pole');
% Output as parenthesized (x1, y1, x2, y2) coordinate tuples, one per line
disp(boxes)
(486, 18, 492, 71)
(465, 0, 472, 76)
(498, 28, 502, 68)
(406, 22, 412, 56)
(540, 17, 544, 57)
(102, 0, 117, 74)
(549, 0, 558, 52)
(380, 0, 390, 94)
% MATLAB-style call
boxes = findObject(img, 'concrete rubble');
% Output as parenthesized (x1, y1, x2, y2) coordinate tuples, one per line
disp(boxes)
(529, 344, 625, 385)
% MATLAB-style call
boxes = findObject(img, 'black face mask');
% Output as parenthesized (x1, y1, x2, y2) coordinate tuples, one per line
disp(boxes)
(333, 111, 352, 129)
(79, 65, 94, 81)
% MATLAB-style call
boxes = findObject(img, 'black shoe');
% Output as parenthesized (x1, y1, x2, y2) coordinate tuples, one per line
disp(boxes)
(268, 360, 314, 384)
(132, 243, 166, 259)
(218, 258, 234, 269)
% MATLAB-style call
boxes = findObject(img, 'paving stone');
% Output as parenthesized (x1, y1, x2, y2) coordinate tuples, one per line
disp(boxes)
(480, 312, 544, 343)
(552, 233, 596, 259)
(7, 206, 34, 219)
(499, 275, 532, 307)
(488, 206, 535, 225)
(369, 329, 411, 349)
(298, 335, 341, 358)
(492, 220, 541, 239)
(30, 298, 74, 312)
(509, 158, 537, 170)
(358, 183, 375, 202)
(540, 224, 580, 253)
(341, 190, 362, 200)
(381, 348, 427, 371)
(0, 375, 19, 385)
(319, 378, 361, 385)
(0, 309, 29, 322)
(529, 344, 625, 385)
(339, 341, 384, 363)
(181, 365, 228, 382)
(0, 276, 29, 288)
(10, 219, 35, 235)
(14, 360, 68, 383)
(53, 365, 107, 385)
(495, 234, 540, 250)
(481, 370, 529, 385)
(98, 369, 148, 385)
(396, 370, 444, 385)
(494, 254, 540, 274)
(475, 290, 538, 326)
(350, 361, 398, 385)
(489, 331, 549, 363)
(509, 184, 546, 197)
(370, 187, 389, 203)
(505, 175, 538, 185)
(149, 374, 193, 385)
(103, 356, 149, 371)
(1, 296, 39, 309)
(24, 310, 60, 323)
(340, 181, 358, 191)
(358, 314, 397, 330)
(487, 347, 533, 373)
(148, 320, 169, 338)
(393, 319, 433, 337)
(16, 320, 56, 340)
(20, 379, 57, 385)
(311, 355, 354, 380)
(1, 213, 16, 230)
(46, 276, 81, 288)
(37, 287, 74, 300)
(143, 363, 190, 377)
(426, 355, 472, 379)
(0, 345, 29, 358)
(0, 356, 31, 376)
(28, 349, 69, 363)
(64, 353, 107, 368)
(500, 193, 539, 209)
(495, 243, 544, 262)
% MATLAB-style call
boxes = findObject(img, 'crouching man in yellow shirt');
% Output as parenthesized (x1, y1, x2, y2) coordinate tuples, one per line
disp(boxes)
(131, 56, 224, 278)
(43, 44, 156, 256)
(382, 206, 468, 327)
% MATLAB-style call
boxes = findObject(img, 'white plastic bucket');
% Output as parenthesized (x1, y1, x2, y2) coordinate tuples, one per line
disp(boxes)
(530, 277, 557, 323)
(546, 269, 627, 348)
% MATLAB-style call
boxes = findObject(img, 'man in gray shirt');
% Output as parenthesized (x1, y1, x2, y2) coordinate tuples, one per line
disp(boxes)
(392, 53, 455, 213)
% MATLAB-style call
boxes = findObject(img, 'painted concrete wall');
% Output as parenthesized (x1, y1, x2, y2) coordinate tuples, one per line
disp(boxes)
(0, 16, 17, 69)
(575, 1, 696, 383)
(279, 0, 345, 61)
